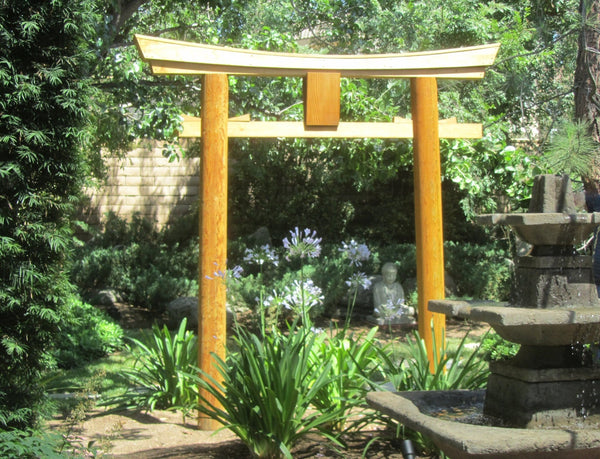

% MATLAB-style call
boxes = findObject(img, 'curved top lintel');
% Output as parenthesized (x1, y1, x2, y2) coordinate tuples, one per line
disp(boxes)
(134, 34, 499, 79)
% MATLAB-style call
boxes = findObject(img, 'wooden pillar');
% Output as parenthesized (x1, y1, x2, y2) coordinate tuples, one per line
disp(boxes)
(410, 77, 446, 372)
(198, 73, 228, 430)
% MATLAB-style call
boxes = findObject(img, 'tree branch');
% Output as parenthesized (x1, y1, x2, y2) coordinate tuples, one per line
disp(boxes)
(110, 0, 150, 34)
(492, 28, 579, 68)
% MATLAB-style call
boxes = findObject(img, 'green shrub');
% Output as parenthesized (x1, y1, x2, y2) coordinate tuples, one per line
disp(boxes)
(116, 245, 197, 309)
(70, 213, 198, 311)
(196, 324, 345, 459)
(480, 331, 520, 361)
(309, 326, 383, 433)
(93, 212, 160, 247)
(0, 0, 96, 428)
(0, 429, 64, 459)
(52, 297, 124, 369)
(69, 247, 117, 289)
(384, 329, 489, 392)
(73, 212, 512, 317)
(445, 241, 513, 301)
(371, 243, 417, 282)
(113, 319, 198, 415)
(320, 241, 511, 306)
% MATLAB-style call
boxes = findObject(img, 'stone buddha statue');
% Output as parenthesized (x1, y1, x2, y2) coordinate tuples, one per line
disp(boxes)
(372, 262, 415, 326)
(373, 263, 404, 308)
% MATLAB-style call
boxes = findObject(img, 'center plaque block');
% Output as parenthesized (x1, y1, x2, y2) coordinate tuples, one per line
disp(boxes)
(303, 72, 341, 127)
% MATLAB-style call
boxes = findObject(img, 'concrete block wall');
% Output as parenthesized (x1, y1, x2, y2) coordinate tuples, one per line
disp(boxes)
(82, 142, 199, 228)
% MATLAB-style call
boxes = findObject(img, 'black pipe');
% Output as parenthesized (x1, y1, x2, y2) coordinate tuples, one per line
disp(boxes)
(401, 439, 416, 459)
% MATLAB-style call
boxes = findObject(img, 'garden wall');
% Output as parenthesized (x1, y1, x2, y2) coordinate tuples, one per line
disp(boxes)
(82, 141, 199, 228)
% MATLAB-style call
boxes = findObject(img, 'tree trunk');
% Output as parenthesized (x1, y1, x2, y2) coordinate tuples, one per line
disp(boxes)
(575, 0, 600, 140)
(575, 0, 600, 182)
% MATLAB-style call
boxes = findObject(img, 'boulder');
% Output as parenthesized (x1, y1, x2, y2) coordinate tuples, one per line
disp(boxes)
(167, 297, 198, 330)
(90, 289, 121, 320)
(94, 289, 119, 306)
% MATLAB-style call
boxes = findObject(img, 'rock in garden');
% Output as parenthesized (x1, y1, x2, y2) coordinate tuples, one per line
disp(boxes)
(91, 289, 121, 320)
(167, 297, 198, 330)
(94, 289, 119, 306)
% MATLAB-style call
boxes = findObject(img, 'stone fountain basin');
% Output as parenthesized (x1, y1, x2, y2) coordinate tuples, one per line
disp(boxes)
(475, 213, 600, 247)
(367, 390, 600, 459)
(429, 299, 600, 346)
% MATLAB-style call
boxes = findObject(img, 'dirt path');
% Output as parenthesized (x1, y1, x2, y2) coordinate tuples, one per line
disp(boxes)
(48, 407, 412, 458)
(49, 408, 248, 458)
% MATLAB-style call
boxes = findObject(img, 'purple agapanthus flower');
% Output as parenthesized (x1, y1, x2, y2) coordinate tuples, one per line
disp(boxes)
(282, 227, 322, 260)
(339, 240, 371, 267)
(345, 272, 372, 291)
(374, 298, 408, 320)
(209, 264, 244, 281)
(262, 279, 324, 315)
(230, 265, 244, 279)
(243, 244, 279, 267)
(262, 289, 284, 309)
(281, 279, 324, 311)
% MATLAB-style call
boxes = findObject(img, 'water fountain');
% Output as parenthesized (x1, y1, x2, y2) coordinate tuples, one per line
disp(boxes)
(367, 175, 600, 458)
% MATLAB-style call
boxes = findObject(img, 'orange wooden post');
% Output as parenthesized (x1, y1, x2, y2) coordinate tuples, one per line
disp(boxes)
(410, 77, 446, 372)
(198, 73, 229, 430)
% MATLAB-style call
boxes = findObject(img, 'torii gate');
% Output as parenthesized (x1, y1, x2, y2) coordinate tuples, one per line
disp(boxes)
(135, 35, 499, 430)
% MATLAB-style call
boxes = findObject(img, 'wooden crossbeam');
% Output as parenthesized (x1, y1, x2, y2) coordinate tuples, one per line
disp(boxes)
(179, 114, 482, 139)
(135, 35, 500, 80)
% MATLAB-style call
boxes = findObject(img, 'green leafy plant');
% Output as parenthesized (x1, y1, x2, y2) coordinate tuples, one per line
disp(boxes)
(480, 331, 520, 361)
(70, 213, 198, 312)
(195, 324, 345, 459)
(0, 0, 97, 429)
(52, 297, 124, 369)
(385, 329, 489, 392)
(0, 371, 112, 459)
(444, 133, 536, 219)
(445, 242, 513, 301)
(309, 326, 383, 433)
(544, 120, 598, 178)
(114, 319, 198, 415)
(56, 370, 108, 457)
(0, 429, 64, 459)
